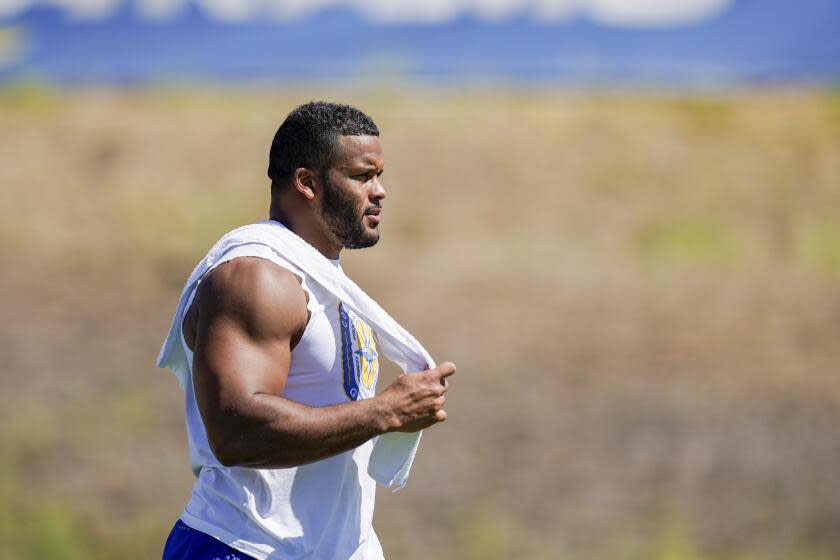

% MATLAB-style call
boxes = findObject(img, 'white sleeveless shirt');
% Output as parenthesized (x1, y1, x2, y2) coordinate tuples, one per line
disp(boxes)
(178, 243, 385, 560)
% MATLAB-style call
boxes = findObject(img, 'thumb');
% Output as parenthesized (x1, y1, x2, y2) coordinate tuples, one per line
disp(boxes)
(434, 361, 457, 379)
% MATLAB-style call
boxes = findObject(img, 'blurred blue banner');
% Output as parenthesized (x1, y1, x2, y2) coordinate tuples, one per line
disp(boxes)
(0, 0, 838, 86)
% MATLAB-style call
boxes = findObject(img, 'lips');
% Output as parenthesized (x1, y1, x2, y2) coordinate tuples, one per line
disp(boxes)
(365, 207, 381, 225)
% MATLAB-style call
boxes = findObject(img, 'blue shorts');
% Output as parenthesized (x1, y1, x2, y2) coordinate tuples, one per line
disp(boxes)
(162, 519, 256, 560)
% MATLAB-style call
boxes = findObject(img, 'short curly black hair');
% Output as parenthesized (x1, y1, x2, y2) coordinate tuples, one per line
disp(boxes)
(267, 101, 379, 189)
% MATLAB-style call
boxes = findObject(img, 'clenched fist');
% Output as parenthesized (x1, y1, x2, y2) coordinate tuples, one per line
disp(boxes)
(375, 362, 456, 433)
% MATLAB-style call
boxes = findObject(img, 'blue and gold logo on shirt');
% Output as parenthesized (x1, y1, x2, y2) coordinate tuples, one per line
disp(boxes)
(338, 303, 379, 401)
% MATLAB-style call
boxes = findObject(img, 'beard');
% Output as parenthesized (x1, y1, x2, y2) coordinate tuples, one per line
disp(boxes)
(320, 175, 380, 250)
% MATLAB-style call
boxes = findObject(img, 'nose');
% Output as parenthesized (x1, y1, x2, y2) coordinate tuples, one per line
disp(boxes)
(370, 176, 386, 202)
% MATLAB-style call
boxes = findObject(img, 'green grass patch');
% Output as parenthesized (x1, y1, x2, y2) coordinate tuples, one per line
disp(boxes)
(0, 78, 60, 113)
(795, 220, 840, 277)
(107, 184, 265, 285)
(20, 501, 89, 559)
(453, 506, 519, 560)
(636, 217, 741, 267)
(663, 96, 735, 131)
(823, 89, 840, 125)
(0, 461, 89, 559)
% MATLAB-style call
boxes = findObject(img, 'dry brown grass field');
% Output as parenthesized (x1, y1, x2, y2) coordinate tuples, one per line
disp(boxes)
(1, 86, 839, 559)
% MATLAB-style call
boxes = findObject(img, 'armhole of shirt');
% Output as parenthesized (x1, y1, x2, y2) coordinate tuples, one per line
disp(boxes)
(180, 243, 316, 360)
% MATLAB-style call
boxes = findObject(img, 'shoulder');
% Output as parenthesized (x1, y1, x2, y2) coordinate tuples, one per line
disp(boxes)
(196, 256, 308, 340)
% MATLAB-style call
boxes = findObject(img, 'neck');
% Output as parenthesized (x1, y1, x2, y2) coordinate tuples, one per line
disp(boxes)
(269, 203, 342, 260)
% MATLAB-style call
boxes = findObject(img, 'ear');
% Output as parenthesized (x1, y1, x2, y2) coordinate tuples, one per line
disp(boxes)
(292, 168, 318, 201)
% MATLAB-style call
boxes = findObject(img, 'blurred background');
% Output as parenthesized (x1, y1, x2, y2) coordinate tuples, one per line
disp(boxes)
(1, 1, 839, 559)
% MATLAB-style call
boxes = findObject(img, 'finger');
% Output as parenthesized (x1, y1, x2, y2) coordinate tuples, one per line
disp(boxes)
(434, 409, 447, 422)
(435, 362, 457, 380)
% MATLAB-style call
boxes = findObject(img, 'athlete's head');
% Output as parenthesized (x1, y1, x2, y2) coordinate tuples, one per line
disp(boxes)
(268, 102, 385, 252)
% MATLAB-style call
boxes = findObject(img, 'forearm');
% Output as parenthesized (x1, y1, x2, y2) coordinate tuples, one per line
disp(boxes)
(208, 393, 393, 469)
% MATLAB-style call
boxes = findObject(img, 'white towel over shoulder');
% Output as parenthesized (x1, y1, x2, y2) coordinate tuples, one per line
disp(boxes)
(157, 220, 434, 489)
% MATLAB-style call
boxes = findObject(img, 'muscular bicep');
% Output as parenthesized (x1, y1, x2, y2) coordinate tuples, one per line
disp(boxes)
(195, 311, 291, 402)
(190, 258, 308, 442)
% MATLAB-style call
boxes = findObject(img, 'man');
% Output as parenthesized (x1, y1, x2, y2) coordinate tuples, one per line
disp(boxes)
(160, 102, 455, 559)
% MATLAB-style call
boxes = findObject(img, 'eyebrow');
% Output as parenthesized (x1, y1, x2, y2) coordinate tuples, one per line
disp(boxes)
(350, 163, 383, 173)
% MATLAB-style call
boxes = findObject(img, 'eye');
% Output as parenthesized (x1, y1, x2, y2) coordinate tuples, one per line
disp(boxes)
(352, 169, 383, 182)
